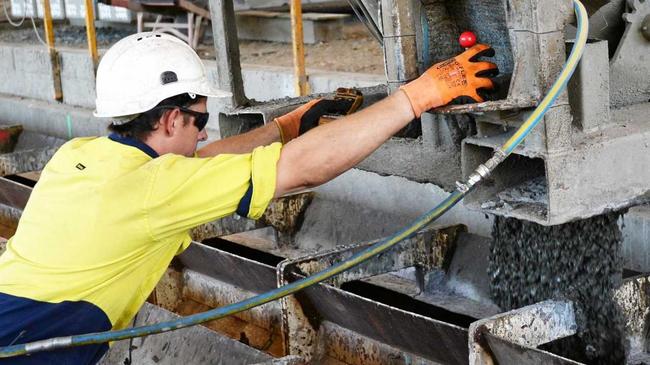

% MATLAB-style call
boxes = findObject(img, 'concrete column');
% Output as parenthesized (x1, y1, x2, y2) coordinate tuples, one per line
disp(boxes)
(208, 0, 248, 108)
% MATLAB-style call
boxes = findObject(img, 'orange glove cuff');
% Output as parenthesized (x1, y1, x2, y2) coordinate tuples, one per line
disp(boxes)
(274, 99, 321, 144)
(400, 76, 444, 118)
(274, 117, 298, 144)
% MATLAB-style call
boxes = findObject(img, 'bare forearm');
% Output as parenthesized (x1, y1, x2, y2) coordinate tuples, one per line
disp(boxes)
(196, 122, 280, 157)
(275, 91, 415, 196)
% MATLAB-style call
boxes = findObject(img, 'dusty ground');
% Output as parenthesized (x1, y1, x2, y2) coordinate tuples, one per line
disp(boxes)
(200, 21, 384, 74)
(0, 20, 384, 74)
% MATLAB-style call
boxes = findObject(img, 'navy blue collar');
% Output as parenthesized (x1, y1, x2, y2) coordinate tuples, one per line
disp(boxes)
(108, 133, 159, 159)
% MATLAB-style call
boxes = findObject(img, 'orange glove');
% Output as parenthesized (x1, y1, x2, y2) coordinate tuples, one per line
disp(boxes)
(274, 98, 355, 143)
(400, 44, 498, 117)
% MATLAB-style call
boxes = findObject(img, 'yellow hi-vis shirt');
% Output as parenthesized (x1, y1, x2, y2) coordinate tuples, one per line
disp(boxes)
(0, 136, 282, 330)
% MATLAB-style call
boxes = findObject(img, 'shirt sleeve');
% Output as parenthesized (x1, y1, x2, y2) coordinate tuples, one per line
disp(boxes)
(144, 142, 282, 240)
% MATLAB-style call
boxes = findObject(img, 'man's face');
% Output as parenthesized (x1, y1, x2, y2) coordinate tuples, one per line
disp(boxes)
(172, 98, 208, 157)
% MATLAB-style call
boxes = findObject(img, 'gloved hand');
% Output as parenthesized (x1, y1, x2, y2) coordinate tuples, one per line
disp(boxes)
(400, 44, 498, 117)
(274, 98, 355, 143)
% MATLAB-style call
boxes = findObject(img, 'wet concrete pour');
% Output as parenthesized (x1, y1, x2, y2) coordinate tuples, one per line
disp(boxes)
(489, 213, 626, 364)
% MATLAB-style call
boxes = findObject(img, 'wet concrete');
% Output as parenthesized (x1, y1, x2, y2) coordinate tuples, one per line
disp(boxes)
(480, 176, 549, 218)
(489, 213, 626, 364)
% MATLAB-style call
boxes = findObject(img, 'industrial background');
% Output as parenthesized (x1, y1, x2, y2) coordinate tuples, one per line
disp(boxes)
(0, 0, 649, 363)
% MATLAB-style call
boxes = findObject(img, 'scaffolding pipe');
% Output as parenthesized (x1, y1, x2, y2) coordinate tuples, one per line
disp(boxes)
(84, 0, 99, 72)
(290, 0, 309, 96)
(0, 0, 589, 358)
(42, 0, 62, 101)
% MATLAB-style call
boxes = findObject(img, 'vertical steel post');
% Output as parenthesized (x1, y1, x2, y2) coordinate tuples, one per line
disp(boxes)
(208, 0, 248, 107)
(42, 0, 63, 101)
(290, 0, 309, 96)
(84, 0, 99, 72)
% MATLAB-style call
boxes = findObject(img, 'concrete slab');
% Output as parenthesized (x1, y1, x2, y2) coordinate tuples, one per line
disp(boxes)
(0, 93, 108, 140)
(239, 63, 384, 101)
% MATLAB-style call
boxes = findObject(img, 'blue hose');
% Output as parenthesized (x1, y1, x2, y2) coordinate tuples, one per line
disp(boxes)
(0, 0, 589, 358)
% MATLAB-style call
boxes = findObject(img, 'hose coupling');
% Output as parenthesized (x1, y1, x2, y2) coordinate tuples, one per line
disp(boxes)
(455, 150, 507, 193)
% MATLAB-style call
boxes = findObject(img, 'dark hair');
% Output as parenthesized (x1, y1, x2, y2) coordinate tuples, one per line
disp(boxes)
(108, 93, 206, 141)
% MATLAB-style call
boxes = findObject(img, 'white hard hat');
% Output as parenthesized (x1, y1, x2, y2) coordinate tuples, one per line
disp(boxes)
(94, 32, 231, 118)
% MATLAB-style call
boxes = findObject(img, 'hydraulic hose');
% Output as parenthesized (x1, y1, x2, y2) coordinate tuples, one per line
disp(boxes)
(0, 0, 589, 358)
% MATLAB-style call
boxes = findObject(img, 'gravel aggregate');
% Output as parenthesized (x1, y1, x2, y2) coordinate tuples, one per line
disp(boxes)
(489, 213, 626, 364)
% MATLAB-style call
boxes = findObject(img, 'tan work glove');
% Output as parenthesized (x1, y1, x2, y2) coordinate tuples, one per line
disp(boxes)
(274, 98, 356, 144)
(400, 44, 498, 117)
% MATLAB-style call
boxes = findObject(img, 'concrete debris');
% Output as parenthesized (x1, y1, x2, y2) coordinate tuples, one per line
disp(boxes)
(495, 176, 547, 206)
(480, 176, 548, 217)
(489, 213, 626, 364)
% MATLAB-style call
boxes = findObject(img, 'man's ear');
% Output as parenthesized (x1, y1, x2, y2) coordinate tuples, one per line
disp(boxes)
(159, 109, 180, 137)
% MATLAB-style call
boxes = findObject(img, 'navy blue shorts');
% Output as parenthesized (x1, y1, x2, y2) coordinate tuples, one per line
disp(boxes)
(0, 292, 111, 365)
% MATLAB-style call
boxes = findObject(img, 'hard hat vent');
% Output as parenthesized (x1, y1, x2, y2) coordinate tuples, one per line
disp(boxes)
(161, 71, 178, 85)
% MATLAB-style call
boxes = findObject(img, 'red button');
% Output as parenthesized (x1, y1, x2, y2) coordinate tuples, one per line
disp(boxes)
(459, 31, 477, 48)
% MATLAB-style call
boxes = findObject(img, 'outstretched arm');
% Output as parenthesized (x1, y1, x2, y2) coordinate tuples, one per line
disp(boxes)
(275, 90, 414, 195)
(274, 44, 498, 197)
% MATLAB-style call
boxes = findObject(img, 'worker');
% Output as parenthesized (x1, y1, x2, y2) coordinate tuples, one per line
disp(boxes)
(0, 32, 497, 364)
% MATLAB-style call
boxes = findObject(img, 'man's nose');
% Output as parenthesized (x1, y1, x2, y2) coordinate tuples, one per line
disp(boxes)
(198, 128, 208, 142)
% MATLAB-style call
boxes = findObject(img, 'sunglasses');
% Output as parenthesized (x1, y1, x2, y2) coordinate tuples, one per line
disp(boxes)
(155, 105, 209, 131)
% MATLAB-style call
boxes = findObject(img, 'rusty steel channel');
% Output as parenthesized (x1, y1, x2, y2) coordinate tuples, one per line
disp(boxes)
(0, 177, 32, 211)
(483, 332, 582, 365)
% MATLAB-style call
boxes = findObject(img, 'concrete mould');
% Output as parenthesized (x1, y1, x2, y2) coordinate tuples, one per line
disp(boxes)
(462, 97, 650, 226)
(461, 38, 650, 225)
(469, 300, 580, 365)
(114, 229, 650, 364)
(2, 175, 650, 363)
(99, 302, 304, 365)
(470, 273, 650, 365)
(364, 0, 650, 224)
(144, 225, 487, 364)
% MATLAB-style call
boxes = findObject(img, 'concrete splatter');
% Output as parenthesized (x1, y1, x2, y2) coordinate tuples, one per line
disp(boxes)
(489, 213, 626, 364)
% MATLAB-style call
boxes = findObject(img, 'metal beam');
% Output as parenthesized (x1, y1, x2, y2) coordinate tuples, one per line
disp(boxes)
(484, 332, 583, 365)
(178, 241, 278, 294)
(469, 300, 578, 365)
(279, 225, 464, 288)
(283, 279, 470, 364)
(277, 225, 467, 362)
